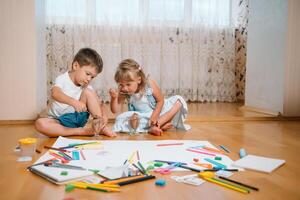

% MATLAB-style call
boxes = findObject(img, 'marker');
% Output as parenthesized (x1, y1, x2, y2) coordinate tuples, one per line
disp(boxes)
(116, 175, 156, 186)
(102, 175, 146, 184)
(198, 172, 249, 194)
(153, 160, 187, 165)
(44, 146, 69, 153)
(204, 158, 227, 169)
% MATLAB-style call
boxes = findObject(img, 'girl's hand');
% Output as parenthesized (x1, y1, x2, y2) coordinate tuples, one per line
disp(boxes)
(109, 88, 119, 99)
(149, 116, 160, 128)
(72, 100, 87, 112)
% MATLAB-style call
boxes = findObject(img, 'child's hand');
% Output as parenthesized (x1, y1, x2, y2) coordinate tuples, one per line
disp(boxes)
(149, 116, 160, 128)
(72, 100, 87, 112)
(109, 89, 119, 99)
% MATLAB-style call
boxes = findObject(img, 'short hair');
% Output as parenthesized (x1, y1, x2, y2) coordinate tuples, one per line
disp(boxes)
(73, 48, 103, 73)
(115, 59, 147, 92)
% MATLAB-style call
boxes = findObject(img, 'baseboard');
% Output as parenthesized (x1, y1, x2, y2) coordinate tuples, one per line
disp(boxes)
(239, 105, 280, 116)
(0, 120, 35, 125)
(0, 118, 116, 126)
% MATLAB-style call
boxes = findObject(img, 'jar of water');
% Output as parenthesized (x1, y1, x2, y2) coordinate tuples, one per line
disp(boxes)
(17, 138, 37, 162)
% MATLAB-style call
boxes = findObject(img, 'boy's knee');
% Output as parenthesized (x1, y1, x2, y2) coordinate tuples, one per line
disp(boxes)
(35, 118, 46, 131)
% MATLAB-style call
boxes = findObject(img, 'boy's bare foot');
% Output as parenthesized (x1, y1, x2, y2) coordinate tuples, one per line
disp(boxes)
(78, 127, 94, 136)
(161, 122, 173, 131)
(92, 117, 105, 135)
(100, 126, 117, 137)
(148, 126, 163, 136)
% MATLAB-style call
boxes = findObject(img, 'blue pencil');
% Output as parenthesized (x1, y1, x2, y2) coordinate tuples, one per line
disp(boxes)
(219, 145, 230, 153)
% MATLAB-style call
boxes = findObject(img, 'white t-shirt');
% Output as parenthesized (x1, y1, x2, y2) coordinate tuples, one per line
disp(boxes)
(48, 71, 93, 118)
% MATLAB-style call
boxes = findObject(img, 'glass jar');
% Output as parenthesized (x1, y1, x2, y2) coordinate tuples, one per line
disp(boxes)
(17, 138, 37, 162)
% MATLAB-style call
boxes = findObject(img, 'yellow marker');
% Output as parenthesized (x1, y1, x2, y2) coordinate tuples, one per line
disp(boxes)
(71, 182, 120, 192)
(198, 172, 249, 194)
(72, 181, 120, 188)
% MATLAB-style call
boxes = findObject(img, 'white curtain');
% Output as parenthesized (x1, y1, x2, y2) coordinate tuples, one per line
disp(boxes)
(46, 0, 237, 102)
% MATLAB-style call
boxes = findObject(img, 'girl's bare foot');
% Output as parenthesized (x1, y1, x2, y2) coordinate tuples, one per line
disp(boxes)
(148, 126, 163, 136)
(101, 126, 117, 137)
(161, 122, 173, 131)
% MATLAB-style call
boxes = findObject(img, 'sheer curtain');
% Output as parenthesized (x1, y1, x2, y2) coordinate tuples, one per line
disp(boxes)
(46, 0, 237, 102)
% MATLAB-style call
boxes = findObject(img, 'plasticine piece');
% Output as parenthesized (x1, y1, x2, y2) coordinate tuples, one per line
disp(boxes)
(65, 184, 75, 192)
(214, 156, 222, 160)
(193, 158, 199, 162)
(60, 171, 68, 176)
(154, 162, 164, 167)
(155, 179, 166, 186)
(147, 165, 155, 171)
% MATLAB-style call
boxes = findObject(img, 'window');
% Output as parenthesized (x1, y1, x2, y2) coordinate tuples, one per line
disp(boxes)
(46, 0, 233, 26)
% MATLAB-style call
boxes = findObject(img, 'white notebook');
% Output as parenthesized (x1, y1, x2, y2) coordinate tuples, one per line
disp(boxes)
(29, 164, 94, 185)
(232, 155, 285, 173)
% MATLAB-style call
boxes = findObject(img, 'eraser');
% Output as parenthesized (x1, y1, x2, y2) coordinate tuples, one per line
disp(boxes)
(155, 179, 166, 186)
(239, 148, 247, 158)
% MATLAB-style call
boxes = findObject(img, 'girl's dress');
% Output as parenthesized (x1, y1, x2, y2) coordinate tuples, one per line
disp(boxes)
(113, 85, 191, 133)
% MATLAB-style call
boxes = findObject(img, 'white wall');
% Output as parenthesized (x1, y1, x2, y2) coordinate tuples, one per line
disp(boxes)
(0, 0, 46, 120)
(246, 0, 300, 116)
(283, 0, 300, 116)
(245, 0, 288, 114)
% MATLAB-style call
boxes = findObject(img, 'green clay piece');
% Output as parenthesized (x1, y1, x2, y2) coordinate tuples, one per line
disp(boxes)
(215, 156, 222, 161)
(60, 171, 68, 176)
(147, 165, 155, 171)
(154, 162, 164, 167)
(65, 184, 75, 192)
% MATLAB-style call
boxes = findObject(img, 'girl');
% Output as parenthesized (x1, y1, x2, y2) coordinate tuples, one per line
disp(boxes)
(109, 59, 191, 136)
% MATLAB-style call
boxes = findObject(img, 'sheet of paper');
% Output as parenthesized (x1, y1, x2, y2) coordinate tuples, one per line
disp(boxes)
(31, 137, 237, 184)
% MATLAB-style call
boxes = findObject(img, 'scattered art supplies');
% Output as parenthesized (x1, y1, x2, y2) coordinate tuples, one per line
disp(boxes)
(232, 155, 285, 173)
(29, 137, 236, 185)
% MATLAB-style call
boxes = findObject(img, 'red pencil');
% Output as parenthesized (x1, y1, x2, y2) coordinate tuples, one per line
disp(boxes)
(157, 142, 184, 147)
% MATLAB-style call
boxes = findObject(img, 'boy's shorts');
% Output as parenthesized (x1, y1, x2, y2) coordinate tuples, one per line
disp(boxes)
(57, 112, 90, 128)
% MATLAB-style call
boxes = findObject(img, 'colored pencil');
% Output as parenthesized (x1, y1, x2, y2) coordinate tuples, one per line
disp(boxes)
(219, 145, 230, 153)
(80, 150, 86, 160)
(132, 163, 145, 175)
(157, 142, 184, 147)
(187, 148, 216, 156)
(218, 176, 259, 191)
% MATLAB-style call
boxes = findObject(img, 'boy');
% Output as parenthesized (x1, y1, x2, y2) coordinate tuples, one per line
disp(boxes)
(35, 48, 117, 137)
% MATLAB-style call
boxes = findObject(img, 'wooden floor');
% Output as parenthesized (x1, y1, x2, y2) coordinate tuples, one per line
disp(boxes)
(0, 103, 300, 200)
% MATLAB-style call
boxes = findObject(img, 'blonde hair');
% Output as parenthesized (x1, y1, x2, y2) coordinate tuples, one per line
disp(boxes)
(115, 59, 147, 93)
